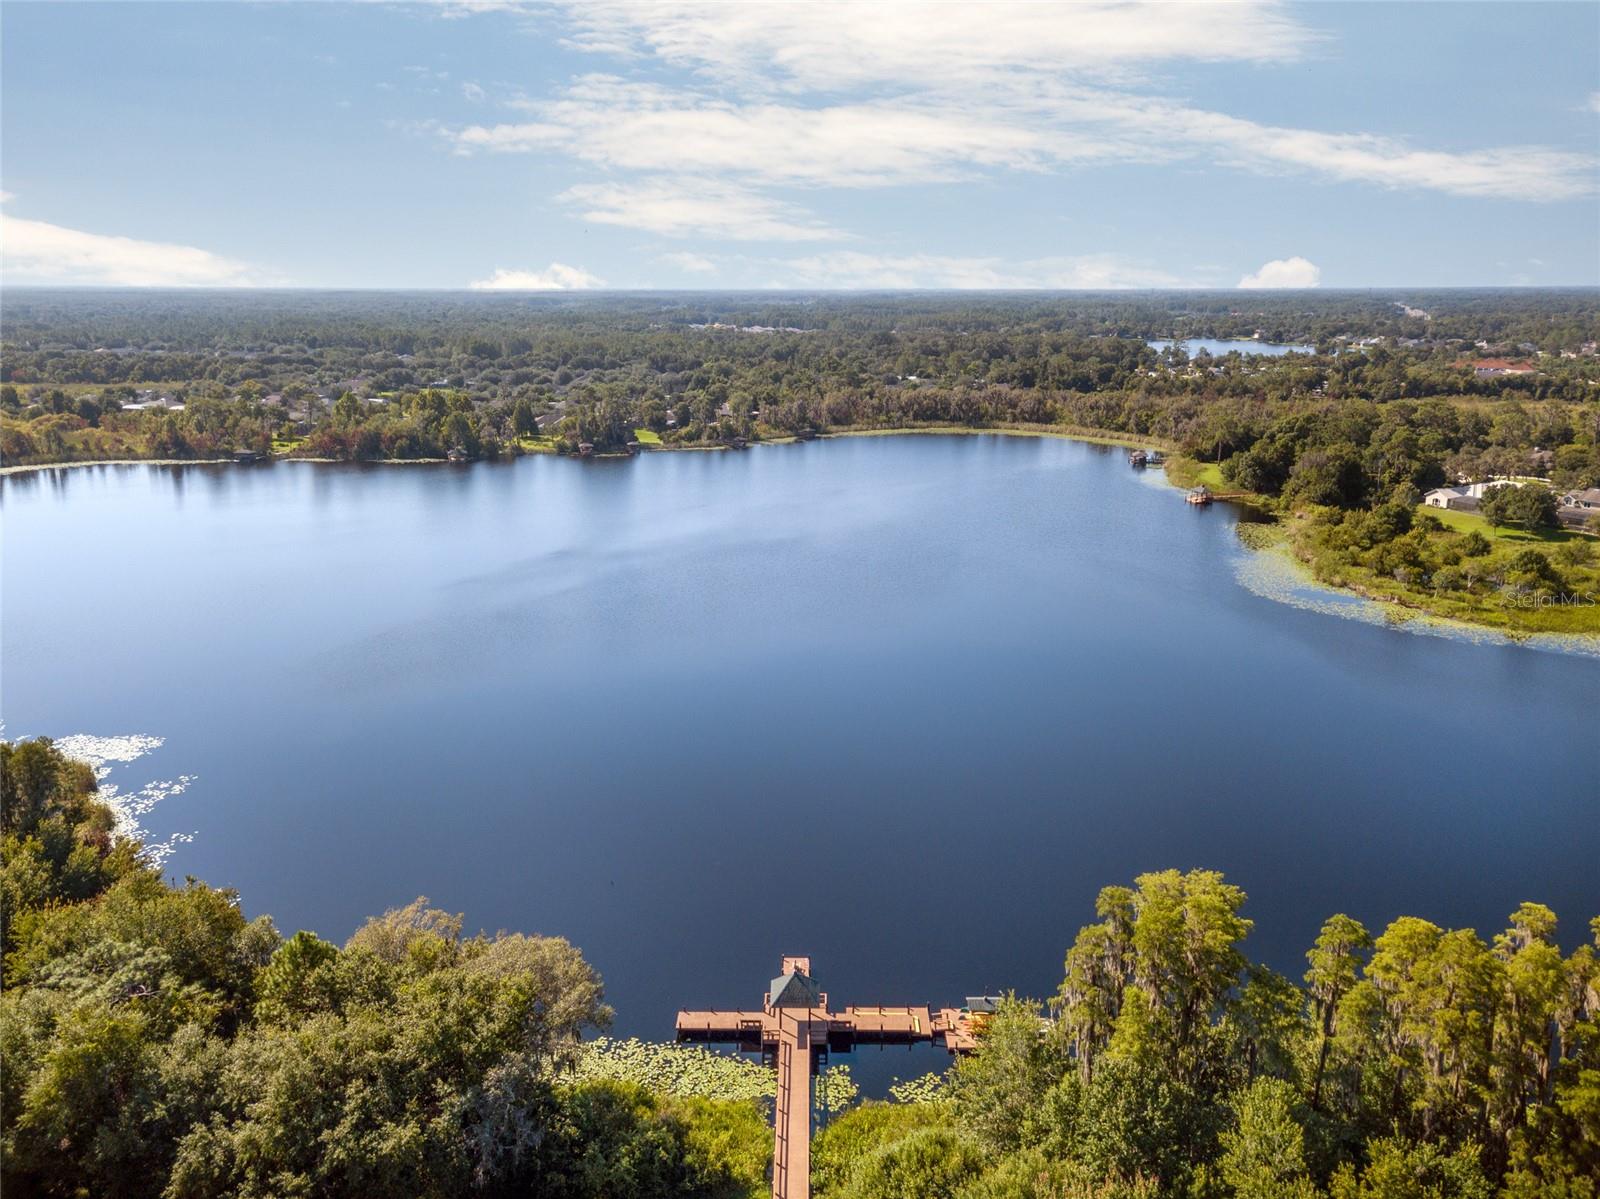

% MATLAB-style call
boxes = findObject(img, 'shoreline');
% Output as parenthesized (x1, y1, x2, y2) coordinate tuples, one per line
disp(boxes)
(0, 456, 236, 476)
(814, 423, 1172, 452)
(9, 430, 1594, 654)
(0, 454, 474, 476)
(0, 423, 1169, 477)
(1236, 537, 1600, 657)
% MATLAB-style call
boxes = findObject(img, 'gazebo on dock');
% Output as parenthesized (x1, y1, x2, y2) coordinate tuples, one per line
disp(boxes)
(676, 957, 992, 1199)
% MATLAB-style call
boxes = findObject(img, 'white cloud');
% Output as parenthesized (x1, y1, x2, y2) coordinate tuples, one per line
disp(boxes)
(434, 0, 530, 17)
(430, 0, 1595, 257)
(461, 81, 486, 102)
(780, 251, 1187, 290)
(562, 177, 844, 241)
(468, 262, 605, 289)
(443, 72, 1592, 205)
(1, 214, 261, 286)
(558, 1, 1316, 90)
(452, 78, 1072, 187)
(1237, 256, 1321, 289)
(659, 250, 718, 273)
(539, 4, 1590, 202)
(1156, 103, 1592, 201)
(447, 119, 564, 153)
(1588, 91, 1600, 114)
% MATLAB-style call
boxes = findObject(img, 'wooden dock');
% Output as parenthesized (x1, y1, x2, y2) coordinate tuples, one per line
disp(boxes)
(676, 957, 993, 1199)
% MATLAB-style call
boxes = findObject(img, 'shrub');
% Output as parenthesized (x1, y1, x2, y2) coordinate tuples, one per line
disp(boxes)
(835, 1126, 986, 1199)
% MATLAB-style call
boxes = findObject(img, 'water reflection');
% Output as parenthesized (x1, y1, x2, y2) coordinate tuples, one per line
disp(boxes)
(2, 437, 1595, 1091)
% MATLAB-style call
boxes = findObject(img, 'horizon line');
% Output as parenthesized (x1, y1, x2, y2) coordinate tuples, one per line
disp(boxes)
(4, 285, 1599, 295)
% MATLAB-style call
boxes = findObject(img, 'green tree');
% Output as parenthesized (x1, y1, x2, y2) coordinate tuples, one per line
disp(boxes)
(951, 996, 1060, 1152)
(1503, 548, 1566, 596)
(1328, 1137, 1493, 1199)
(1500, 918, 1600, 1198)
(1124, 869, 1252, 1082)
(1307, 915, 1374, 1111)
(1057, 870, 1253, 1089)
(1224, 964, 1307, 1085)
(814, 1102, 950, 1195)
(1218, 1077, 1318, 1199)
(835, 1126, 986, 1199)
(1036, 1056, 1221, 1193)
(1058, 885, 1136, 1083)
(253, 930, 341, 1024)
(1480, 484, 1559, 529)
(1285, 443, 1367, 507)
(6, 1003, 165, 1198)
(511, 397, 537, 437)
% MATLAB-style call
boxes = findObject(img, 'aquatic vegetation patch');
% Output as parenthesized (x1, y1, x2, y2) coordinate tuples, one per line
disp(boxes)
(571, 1036, 861, 1111)
(1232, 542, 1600, 658)
(51, 733, 197, 865)
(572, 1037, 776, 1102)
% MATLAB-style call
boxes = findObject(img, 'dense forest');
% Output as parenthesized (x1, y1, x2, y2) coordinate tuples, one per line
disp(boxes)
(3, 289, 1599, 636)
(3, 736, 1596, 1198)
(3, 290, 1599, 465)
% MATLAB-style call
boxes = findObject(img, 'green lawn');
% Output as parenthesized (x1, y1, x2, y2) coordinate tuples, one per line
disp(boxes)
(1417, 504, 1583, 545)
(14, 380, 196, 399)
(633, 428, 662, 444)
(1163, 457, 1236, 493)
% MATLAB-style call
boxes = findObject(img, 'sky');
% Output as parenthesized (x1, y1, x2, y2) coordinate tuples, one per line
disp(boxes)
(1, 0, 1597, 290)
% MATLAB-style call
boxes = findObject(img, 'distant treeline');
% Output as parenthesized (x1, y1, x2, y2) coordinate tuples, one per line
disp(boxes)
(2, 293, 1598, 471)
(4, 289, 1599, 357)
(3, 735, 1596, 1199)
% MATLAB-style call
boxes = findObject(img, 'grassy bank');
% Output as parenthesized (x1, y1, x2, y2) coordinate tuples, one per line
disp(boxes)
(1163, 457, 1228, 492)
(1279, 509, 1600, 638)
(814, 421, 1174, 451)
(1157, 455, 1600, 642)
(1416, 503, 1579, 545)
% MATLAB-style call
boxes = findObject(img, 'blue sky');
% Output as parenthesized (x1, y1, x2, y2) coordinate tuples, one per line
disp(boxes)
(2, 1, 1596, 289)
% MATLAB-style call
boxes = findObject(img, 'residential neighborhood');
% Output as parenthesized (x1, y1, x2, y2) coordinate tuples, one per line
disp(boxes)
(1425, 478, 1600, 530)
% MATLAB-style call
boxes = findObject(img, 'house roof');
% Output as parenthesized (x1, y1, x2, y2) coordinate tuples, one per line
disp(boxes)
(1566, 488, 1600, 504)
(769, 970, 823, 1009)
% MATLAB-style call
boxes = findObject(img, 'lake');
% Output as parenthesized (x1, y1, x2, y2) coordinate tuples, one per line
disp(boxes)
(3, 435, 1595, 1088)
(1148, 337, 1315, 356)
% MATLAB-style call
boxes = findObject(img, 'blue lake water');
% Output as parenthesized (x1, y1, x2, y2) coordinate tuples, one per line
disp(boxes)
(1148, 337, 1316, 356)
(3, 435, 1594, 1087)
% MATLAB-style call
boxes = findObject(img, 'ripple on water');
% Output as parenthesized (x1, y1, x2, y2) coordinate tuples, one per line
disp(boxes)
(50, 734, 197, 867)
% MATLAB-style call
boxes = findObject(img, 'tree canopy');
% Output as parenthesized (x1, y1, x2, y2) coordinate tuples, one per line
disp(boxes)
(3, 741, 1596, 1198)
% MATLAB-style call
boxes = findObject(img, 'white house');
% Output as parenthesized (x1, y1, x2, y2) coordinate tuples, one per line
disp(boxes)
(1425, 479, 1534, 511)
